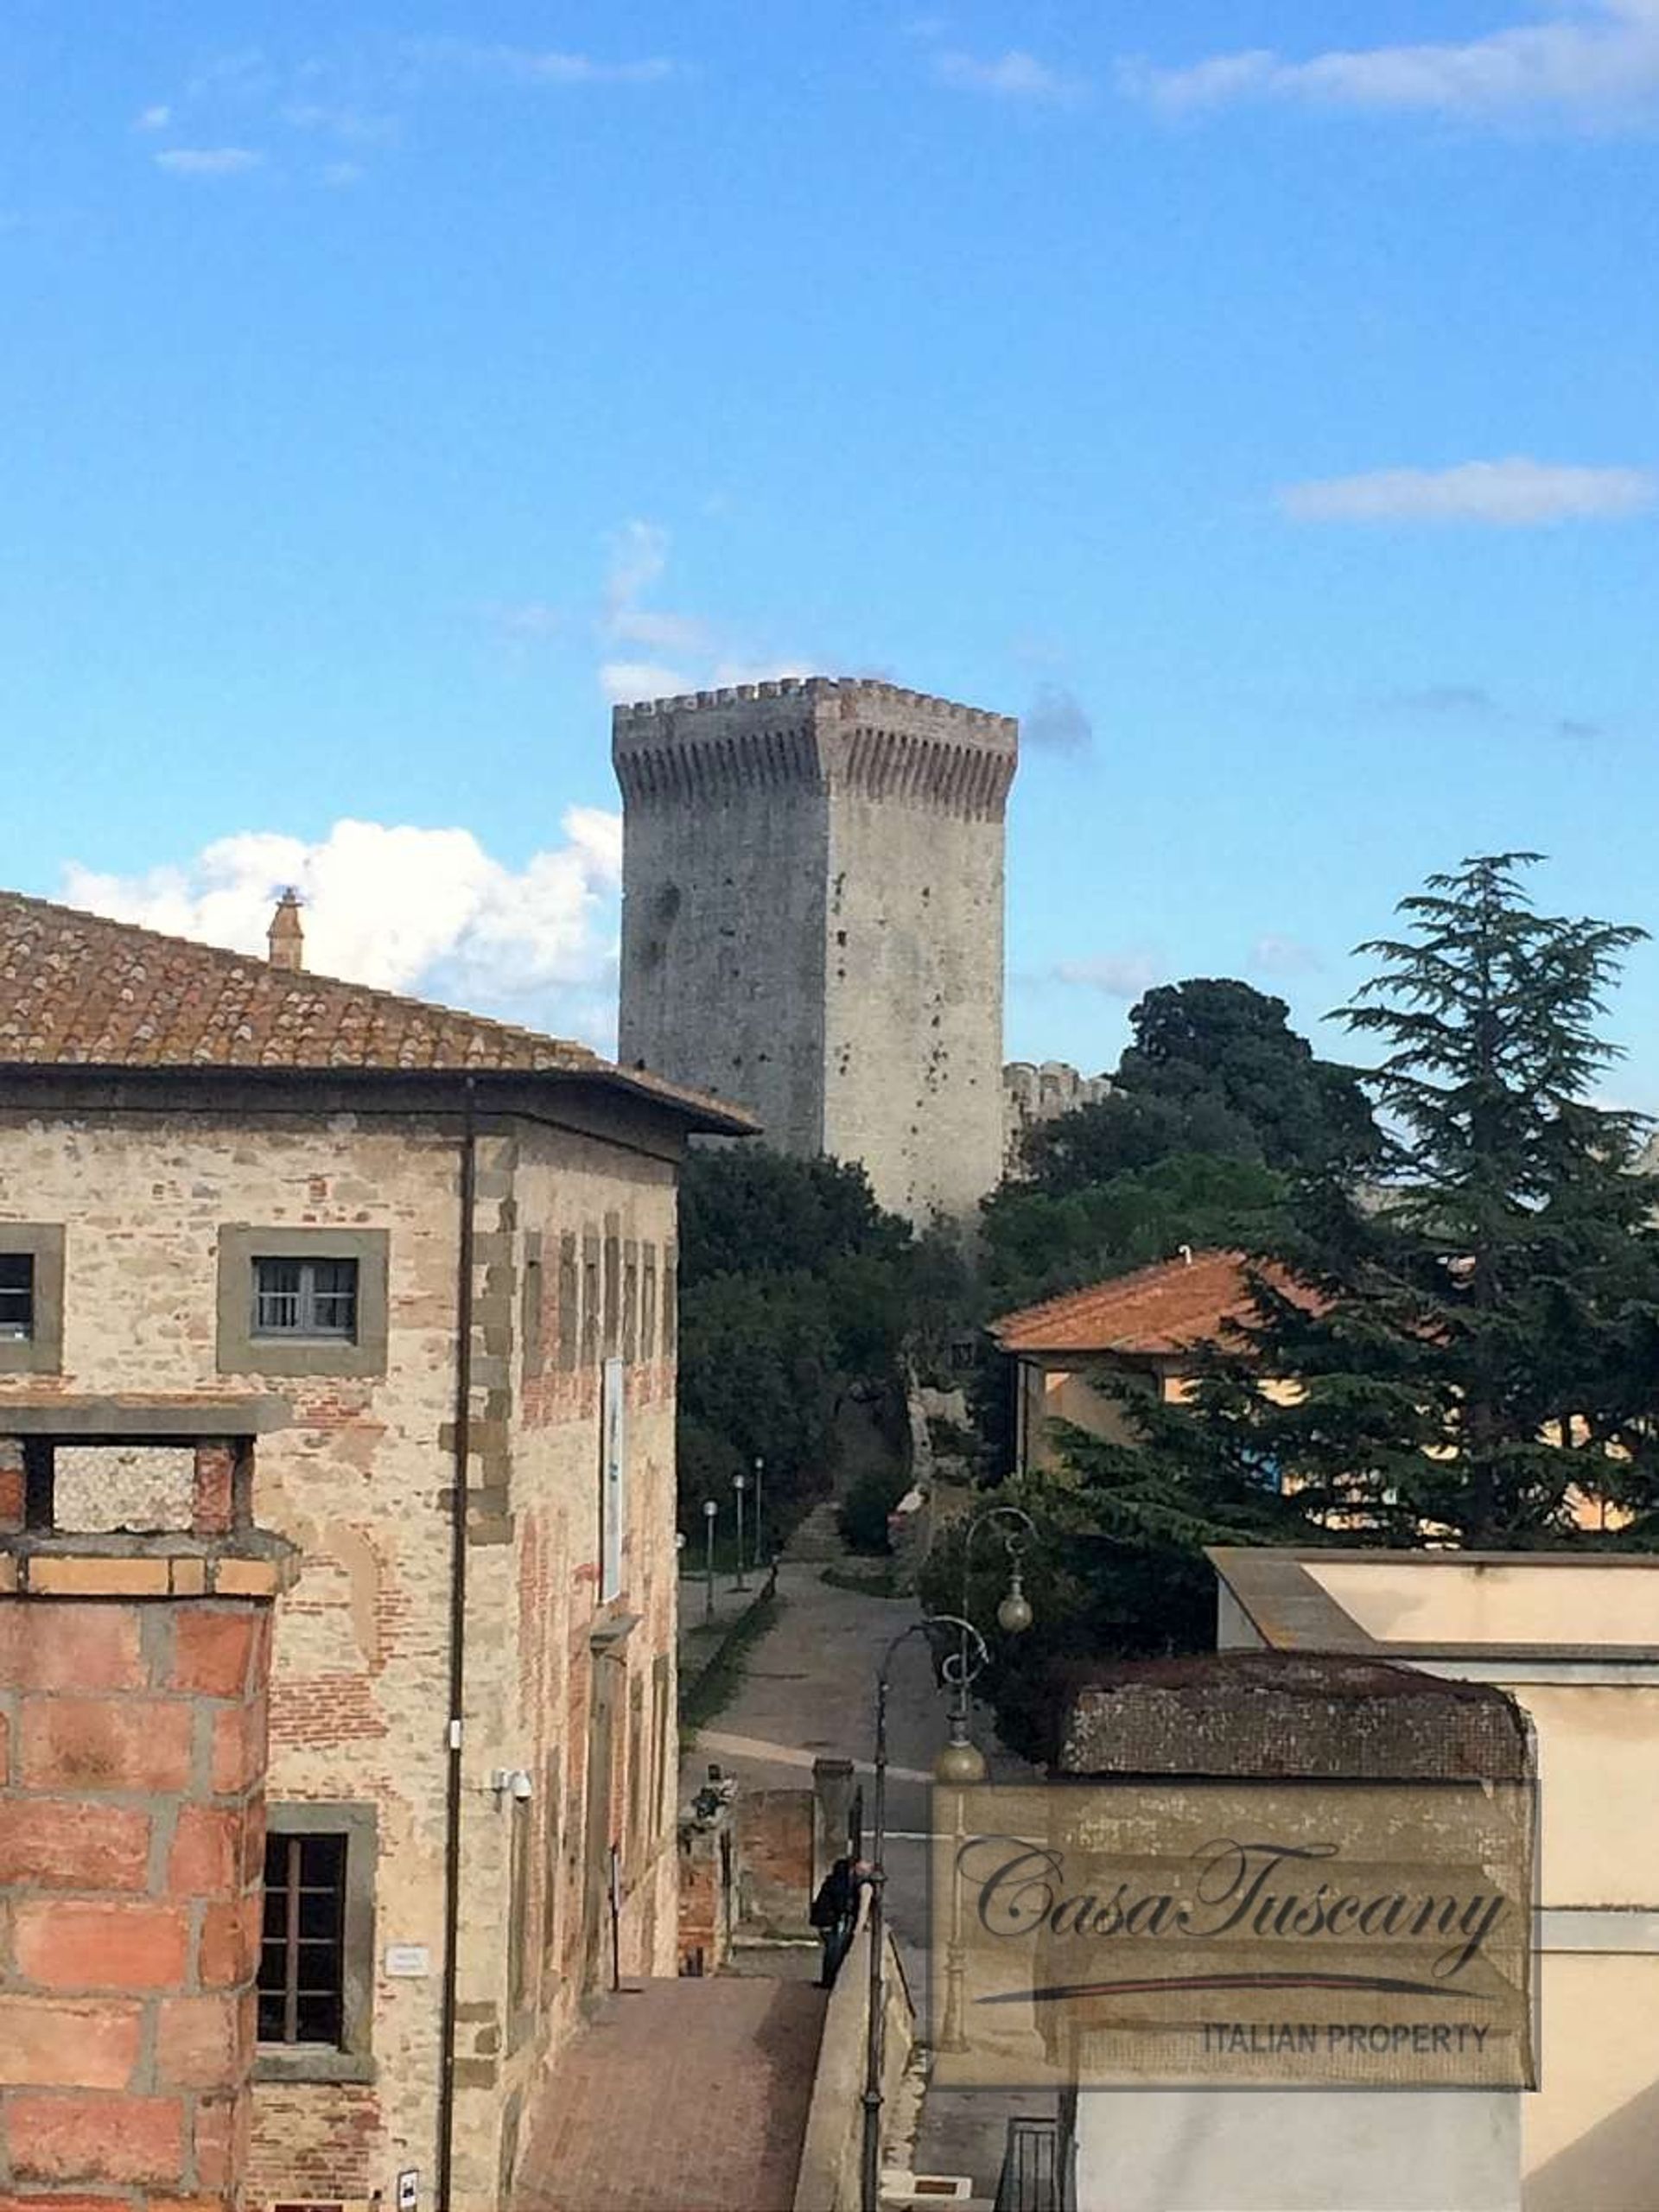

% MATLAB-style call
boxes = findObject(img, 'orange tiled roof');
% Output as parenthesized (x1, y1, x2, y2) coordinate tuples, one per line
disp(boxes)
(991, 1249, 1315, 1358)
(0, 888, 752, 1129)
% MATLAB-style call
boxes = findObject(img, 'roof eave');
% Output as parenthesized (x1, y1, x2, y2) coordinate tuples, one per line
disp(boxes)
(0, 1056, 760, 1140)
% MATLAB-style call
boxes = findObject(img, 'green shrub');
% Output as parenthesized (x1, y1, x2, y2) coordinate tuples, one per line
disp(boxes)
(838, 1465, 907, 1555)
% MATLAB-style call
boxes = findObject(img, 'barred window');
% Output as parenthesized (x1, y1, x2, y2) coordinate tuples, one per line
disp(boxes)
(0, 1253, 33, 1341)
(252, 1256, 359, 1340)
(259, 1831, 347, 2046)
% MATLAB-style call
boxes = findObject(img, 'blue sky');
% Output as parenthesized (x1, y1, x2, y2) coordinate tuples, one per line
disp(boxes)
(3, 3, 1657, 1099)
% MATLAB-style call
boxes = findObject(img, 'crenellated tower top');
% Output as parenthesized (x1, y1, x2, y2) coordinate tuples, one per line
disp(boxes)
(611, 676, 1018, 822)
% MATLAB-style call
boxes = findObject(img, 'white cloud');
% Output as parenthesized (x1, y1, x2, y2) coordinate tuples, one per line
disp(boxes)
(611, 607, 715, 656)
(933, 48, 1088, 104)
(1279, 458, 1656, 525)
(709, 656, 814, 689)
(592, 521, 812, 705)
(1124, 3, 1659, 129)
(600, 660, 696, 705)
(60, 811, 625, 1052)
(321, 162, 364, 188)
(1052, 954, 1163, 999)
(491, 601, 567, 641)
(153, 147, 266, 177)
(410, 39, 678, 87)
(135, 104, 172, 131)
(1249, 934, 1324, 977)
(282, 101, 397, 144)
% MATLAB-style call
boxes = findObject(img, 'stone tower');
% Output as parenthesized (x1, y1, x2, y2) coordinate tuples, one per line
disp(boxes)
(613, 677, 1018, 1222)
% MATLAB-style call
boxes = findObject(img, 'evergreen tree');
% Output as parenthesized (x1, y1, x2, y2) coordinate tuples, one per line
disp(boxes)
(1186, 854, 1659, 1545)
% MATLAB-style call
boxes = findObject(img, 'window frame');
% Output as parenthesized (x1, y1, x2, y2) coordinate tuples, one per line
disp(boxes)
(217, 1226, 389, 1378)
(251, 1254, 360, 1343)
(254, 1800, 378, 2086)
(0, 1224, 65, 1376)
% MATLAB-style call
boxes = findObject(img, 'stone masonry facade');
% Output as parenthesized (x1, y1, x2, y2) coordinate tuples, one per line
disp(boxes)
(0, 1096, 686, 2210)
(614, 677, 1019, 1224)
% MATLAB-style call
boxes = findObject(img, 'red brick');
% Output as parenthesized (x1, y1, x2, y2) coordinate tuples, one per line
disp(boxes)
(13, 1899, 191, 1992)
(7, 2091, 186, 2185)
(0, 1463, 23, 1532)
(0, 2196, 126, 2211)
(197, 1893, 260, 1989)
(21, 1697, 193, 1793)
(191, 2088, 249, 2191)
(0, 1606, 144, 1694)
(0, 1994, 143, 2088)
(167, 1806, 238, 1896)
(241, 1792, 266, 1885)
(170, 1608, 256, 1698)
(0, 1801, 151, 1891)
(155, 1994, 239, 2088)
(190, 1442, 236, 1537)
(210, 1696, 266, 1795)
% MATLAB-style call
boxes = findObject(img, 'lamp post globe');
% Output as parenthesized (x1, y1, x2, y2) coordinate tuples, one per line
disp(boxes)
(996, 1581, 1033, 1637)
(934, 1733, 988, 1787)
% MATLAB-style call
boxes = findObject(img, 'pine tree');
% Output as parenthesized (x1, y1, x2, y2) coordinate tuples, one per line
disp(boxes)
(1194, 854, 1659, 1545)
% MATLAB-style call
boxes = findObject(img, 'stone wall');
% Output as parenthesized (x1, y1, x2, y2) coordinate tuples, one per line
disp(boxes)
(0, 1100, 685, 2211)
(1001, 1059, 1114, 1176)
(450, 1118, 682, 2206)
(614, 678, 1017, 1222)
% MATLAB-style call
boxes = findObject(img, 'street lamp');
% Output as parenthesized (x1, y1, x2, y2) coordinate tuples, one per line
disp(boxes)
(733, 1471, 749, 1593)
(936, 1503, 1039, 2060)
(861, 1613, 989, 2212)
(702, 1497, 718, 1624)
(753, 1456, 766, 1571)
(961, 1501, 1038, 1642)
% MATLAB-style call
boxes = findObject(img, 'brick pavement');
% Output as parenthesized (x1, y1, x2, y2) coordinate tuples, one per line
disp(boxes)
(515, 1976, 826, 2211)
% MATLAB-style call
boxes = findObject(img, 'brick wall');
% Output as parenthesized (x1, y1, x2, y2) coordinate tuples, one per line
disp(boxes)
(0, 1103, 687, 2210)
(733, 1789, 814, 1937)
(0, 1540, 293, 2209)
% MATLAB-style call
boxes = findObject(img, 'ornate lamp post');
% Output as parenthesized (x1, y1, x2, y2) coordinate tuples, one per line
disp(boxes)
(933, 1503, 1039, 2054)
(859, 1504, 1042, 2210)
(862, 1613, 989, 2212)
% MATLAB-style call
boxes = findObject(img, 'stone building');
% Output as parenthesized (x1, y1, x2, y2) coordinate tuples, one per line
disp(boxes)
(0, 887, 750, 2209)
(613, 677, 1018, 1224)
(1001, 1058, 1114, 1177)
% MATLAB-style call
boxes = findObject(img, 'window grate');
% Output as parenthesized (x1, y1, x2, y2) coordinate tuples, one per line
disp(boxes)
(258, 1831, 348, 2047)
(0, 1252, 33, 1342)
(252, 1257, 359, 1342)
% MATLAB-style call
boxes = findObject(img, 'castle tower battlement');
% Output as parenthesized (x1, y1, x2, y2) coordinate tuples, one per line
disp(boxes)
(613, 679, 1018, 1220)
(612, 677, 1017, 817)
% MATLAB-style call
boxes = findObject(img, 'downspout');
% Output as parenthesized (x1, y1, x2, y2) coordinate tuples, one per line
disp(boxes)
(437, 1077, 478, 2212)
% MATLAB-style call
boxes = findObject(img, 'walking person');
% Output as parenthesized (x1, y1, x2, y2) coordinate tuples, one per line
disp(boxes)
(810, 1855, 860, 1989)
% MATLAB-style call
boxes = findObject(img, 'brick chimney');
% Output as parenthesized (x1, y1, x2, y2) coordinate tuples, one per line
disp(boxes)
(0, 1506, 299, 2208)
(266, 889, 304, 973)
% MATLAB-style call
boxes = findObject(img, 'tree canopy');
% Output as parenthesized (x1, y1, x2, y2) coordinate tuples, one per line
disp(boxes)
(964, 855, 1659, 1745)
(1020, 979, 1376, 1195)
(1202, 853, 1659, 1544)
(675, 1147, 916, 1540)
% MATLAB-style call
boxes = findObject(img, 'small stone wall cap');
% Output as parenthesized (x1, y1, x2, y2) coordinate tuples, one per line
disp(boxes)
(1058, 1649, 1531, 1783)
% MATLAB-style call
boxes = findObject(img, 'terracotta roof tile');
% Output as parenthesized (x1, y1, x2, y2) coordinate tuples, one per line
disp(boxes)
(0, 887, 753, 1130)
(991, 1249, 1317, 1357)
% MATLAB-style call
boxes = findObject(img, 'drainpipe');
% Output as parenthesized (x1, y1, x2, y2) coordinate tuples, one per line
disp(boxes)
(437, 1077, 478, 2212)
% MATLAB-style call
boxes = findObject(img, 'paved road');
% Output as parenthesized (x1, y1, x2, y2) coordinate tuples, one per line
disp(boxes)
(679, 1561, 1055, 2200)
